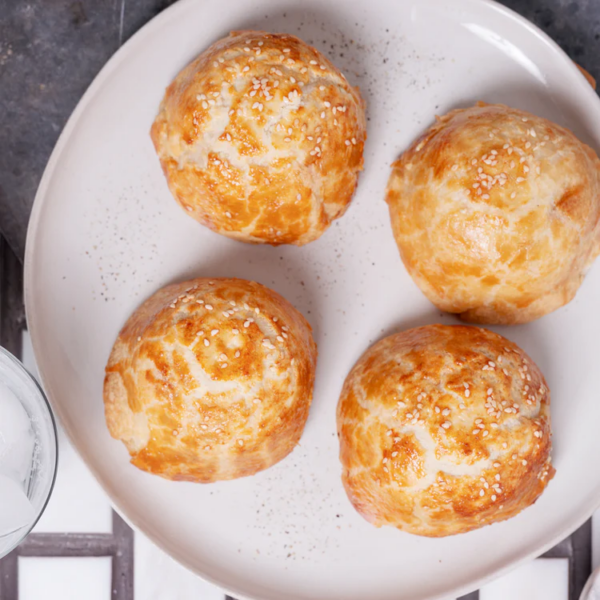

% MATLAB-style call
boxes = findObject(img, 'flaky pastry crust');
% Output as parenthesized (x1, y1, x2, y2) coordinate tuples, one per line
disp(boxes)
(104, 278, 317, 482)
(151, 30, 366, 246)
(386, 103, 600, 324)
(337, 324, 554, 537)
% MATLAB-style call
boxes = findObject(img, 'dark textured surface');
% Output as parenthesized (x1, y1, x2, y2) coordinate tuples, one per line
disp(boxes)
(0, 0, 599, 259)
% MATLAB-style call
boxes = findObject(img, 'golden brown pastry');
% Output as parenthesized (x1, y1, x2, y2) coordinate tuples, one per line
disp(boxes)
(151, 30, 366, 246)
(337, 324, 554, 537)
(104, 278, 317, 482)
(386, 102, 600, 324)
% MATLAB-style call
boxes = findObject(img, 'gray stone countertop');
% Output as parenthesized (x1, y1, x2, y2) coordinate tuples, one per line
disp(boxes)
(0, 0, 599, 260)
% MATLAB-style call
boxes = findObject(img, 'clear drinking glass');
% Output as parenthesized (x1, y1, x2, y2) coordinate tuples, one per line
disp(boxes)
(0, 346, 57, 558)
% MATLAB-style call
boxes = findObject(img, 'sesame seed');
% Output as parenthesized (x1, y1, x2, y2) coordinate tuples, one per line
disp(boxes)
(244, 321, 251, 328)
(204, 339, 210, 347)
(522, 459, 527, 466)
(386, 430, 393, 436)
(238, 440, 244, 446)
(441, 421, 451, 429)
(205, 304, 213, 310)
(491, 494, 497, 501)
(465, 389, 471, 397)
(434, 406, 440, 414)
(480, 489, 485, 497)
(277, 336, 284, 342)
(211, 329, 219, 336)
(442, 408, 450, 416)
(345, 140, 351, 146)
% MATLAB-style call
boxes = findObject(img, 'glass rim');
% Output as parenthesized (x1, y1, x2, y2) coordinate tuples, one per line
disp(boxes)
(0, 345, 58, 557)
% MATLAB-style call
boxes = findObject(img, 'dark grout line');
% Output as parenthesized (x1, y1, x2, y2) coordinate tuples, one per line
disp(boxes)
(111, 512, 134, 600)
(0, 550, 18, 600)
(570, 519, 592, 600)
(17, 533, 117, 557)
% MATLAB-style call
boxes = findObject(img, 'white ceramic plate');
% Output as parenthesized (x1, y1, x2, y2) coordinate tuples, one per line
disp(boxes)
(24, 0, 600, 598)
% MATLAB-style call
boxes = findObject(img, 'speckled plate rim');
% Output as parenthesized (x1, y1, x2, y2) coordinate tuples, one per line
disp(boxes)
(23, 0, 600, 598)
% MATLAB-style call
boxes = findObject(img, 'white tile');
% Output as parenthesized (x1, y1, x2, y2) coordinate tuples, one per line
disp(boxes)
(23, 331, 113, 533)
(19, 556, 111, 600)
(135, 531, 225, 600)
(480, 558, 568, 600)
(592, 507, 600, 570)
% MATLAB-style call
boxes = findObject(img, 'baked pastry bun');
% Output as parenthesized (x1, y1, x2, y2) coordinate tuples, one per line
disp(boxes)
(104, 278, 317, 482)
(151, 30, 366, 246)
(386, 102, 600, 324)
(337, 324, 554, 537)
